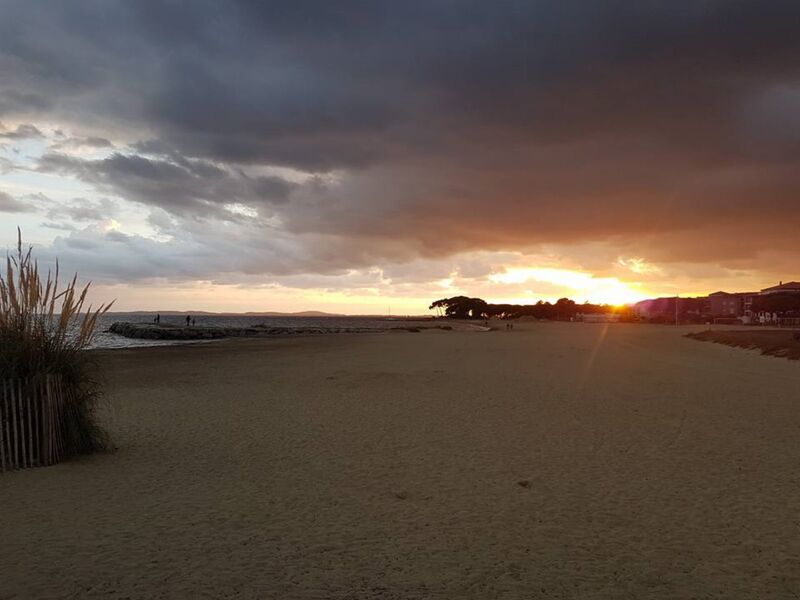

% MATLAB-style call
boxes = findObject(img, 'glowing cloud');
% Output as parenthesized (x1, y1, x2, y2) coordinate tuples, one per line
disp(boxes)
(617, 257, 663, 276)
(489, 267, 648, 305)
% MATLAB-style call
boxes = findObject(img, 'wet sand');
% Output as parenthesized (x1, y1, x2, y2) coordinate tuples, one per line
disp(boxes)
(2, 322, 800, 599)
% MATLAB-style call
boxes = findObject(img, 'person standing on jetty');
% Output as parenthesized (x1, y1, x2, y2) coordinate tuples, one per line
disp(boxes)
(186, 315, 191, 327)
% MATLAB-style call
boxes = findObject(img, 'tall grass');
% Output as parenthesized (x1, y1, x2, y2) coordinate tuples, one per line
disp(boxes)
(0, 229, 114, 455)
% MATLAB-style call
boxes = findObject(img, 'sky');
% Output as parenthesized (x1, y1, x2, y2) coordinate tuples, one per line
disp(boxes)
(1, 1, 798, 314)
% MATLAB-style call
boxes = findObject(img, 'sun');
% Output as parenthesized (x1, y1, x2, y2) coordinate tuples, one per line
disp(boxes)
(600, 288, 645, 307)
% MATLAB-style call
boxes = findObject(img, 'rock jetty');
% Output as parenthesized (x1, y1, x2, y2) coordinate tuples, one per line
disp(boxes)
(107, 322, 449, 341)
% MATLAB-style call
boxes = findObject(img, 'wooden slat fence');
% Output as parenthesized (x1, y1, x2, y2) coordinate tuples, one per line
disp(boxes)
(0, 374, 67, 472)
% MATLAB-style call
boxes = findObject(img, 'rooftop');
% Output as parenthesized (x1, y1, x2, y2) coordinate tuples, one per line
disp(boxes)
(761, 281, 800, 293)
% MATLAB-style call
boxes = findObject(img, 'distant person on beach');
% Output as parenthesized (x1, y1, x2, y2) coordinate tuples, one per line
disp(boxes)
(154, 314, 160, 325)
(192, 318, 196, 327)
(186, 315, 191, 326)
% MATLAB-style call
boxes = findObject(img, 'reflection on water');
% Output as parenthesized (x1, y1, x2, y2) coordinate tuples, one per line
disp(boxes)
(91, 314, 433, 349)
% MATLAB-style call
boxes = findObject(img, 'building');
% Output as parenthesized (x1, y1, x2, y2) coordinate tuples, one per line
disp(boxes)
(632, 296, 706, 321)
(633, 297, 677, 318)
(708, 292, 741, 317)
(742, 293, 757, 317)
(707, 291, 759, 318)
(632, 280, 799, 322)
(752, 281, 800, 324)
(760, 281, 800, 295)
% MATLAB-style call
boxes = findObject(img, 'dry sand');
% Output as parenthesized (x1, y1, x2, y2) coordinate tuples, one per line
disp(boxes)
(2, 322, 800, 599)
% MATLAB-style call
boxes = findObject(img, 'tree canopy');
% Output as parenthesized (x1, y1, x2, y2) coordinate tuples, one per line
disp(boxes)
(429, 296, 621, 320)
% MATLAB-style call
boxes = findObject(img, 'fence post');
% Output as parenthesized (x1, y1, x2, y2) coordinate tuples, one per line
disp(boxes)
(33, 377, 41, 467)
(11, 380, 19, 469)
(0, 380, 6, 472)
(26, 379, 33, 468)
(2, 379, 10, 472)
(0, 375, 67, 472)
(46, 375, 54, 466)
(50, 375, 57, 466)
(53, 376, 63, 464)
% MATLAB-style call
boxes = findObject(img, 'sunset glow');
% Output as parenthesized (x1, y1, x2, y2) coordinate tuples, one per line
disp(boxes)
(489, 268, 649, 306)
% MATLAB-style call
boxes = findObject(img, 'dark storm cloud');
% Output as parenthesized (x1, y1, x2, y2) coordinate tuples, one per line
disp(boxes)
(38, 152, 297, 216)
(4, 1, 798, 164)
(0, 91, 52, 116)
(1, 0, 800, 273)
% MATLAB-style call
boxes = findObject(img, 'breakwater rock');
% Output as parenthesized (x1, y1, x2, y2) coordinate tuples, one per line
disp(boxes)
(107, 322, 449, 341)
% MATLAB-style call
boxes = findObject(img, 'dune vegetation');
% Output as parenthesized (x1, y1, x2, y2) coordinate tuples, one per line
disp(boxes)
(0, 230, 113, 457)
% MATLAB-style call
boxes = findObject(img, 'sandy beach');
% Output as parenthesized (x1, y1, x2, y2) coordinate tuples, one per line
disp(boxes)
(2, 322, 800, 599)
